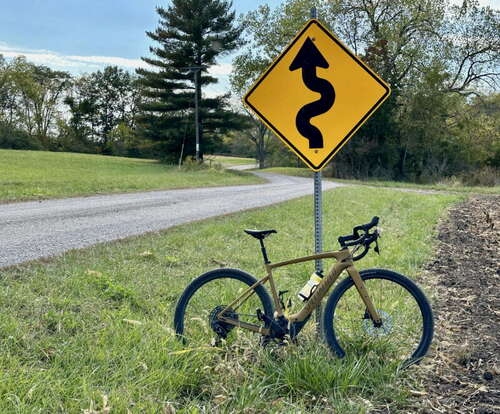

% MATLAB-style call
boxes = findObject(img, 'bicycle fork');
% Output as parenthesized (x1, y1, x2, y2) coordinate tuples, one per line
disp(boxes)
(346, 266, 382, 326)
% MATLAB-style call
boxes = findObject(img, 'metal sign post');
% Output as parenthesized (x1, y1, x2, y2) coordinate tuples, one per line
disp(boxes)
(311, 6, 323, 328)
(313, 171, 323, 274)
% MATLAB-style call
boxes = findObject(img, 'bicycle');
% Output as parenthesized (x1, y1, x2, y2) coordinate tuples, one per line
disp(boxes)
(174, 217, 434, 367)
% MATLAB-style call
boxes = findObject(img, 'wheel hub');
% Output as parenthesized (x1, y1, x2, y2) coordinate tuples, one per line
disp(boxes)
(362, 310, 393, 336)
(209, 305, 238, 339)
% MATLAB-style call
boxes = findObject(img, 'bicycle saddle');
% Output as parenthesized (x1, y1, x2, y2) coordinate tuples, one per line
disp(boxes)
(244, 229, 277, 240)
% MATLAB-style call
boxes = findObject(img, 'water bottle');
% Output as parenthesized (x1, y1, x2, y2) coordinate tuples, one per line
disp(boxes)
(298, 272, 323, 302)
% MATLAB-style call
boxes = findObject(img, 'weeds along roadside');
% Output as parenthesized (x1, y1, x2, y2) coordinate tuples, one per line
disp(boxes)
(0, 186, 464, 412)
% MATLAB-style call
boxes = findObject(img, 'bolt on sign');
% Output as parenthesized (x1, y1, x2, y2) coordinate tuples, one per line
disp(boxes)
(243, 19, 391, 171)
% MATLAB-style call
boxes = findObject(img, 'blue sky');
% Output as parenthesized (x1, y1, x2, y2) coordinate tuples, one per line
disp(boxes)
(0, 0, 283, 59)
(0, 0, 283, 96)
(0, 0, 497, 96)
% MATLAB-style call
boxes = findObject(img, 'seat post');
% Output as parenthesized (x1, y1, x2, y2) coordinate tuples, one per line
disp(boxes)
(259, 239, 270, 264)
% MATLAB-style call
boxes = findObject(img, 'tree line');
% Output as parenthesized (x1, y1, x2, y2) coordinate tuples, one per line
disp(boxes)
(231, 0, 499, 184)
(1, 0, 499, 185)
(0, 57, 150, 157)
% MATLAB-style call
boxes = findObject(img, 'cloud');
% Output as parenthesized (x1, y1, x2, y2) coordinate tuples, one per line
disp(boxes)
(0, 42, 149, 73)
(65, 55, 148, 70)
(208, 62, 232, 76)
(0, 42, 233, 79)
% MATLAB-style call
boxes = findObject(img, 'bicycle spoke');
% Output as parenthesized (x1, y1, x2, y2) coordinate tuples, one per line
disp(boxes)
(180, 277, 266, 346)
(332, 277, 424, 363)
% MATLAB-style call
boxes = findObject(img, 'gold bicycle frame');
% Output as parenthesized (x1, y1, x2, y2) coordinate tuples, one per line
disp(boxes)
(217, 248, 382, 335)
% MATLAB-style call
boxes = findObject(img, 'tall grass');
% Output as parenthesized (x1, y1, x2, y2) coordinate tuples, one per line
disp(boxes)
(0, 187, 462, 412)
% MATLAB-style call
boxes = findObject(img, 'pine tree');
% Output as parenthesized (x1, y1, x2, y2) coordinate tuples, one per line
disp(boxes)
(136, 0, 243, 162)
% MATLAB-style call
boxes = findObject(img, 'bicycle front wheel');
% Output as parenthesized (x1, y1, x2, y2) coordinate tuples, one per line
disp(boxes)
(322, 268, 433, 367)
(174, 268, 274, 345)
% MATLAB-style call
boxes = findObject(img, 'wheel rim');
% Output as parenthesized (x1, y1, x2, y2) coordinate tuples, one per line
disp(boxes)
(332, 278, 425, 364)
(180, 277, 265, 346)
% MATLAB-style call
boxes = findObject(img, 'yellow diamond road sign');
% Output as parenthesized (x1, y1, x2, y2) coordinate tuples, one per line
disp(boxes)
(243, 19, 391, 171)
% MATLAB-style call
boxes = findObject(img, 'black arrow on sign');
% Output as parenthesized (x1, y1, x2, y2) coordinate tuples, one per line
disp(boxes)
(289, 37, 335, 149)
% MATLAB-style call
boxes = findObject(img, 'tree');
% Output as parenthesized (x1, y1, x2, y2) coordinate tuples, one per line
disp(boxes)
(0, 57, 41, 150)
(0, 55, 18, 127)
(64, 66, 138, 153)
(1, 57, 146, 155)
(93, 67, 137, 152)
(228, 106, 273, 169)
(232, 0, 499, 180)
(63, 74, 99, 148)
(441, 1, 500, 95)
(136, 0, 243, 162)
(230, 2, 317, 168)
(2, 57, 70, 148)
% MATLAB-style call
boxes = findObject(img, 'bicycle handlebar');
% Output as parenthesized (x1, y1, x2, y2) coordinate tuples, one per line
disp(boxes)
(338, 216, 380, 261)
(353, 216, 379, 237)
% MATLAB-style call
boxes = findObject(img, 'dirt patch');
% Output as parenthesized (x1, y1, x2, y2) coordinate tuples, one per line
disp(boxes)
(416, 195, 500, 413)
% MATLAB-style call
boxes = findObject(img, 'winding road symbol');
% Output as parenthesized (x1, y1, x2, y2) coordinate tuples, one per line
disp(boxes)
(289, 37, 335, 149)
(243, 19, 391, 171)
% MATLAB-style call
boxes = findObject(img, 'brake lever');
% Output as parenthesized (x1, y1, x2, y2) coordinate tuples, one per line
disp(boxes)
(374, 228, 380, 254)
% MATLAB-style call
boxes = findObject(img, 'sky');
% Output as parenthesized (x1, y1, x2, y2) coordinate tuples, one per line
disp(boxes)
(0, 0, 282, 96)
(0, 0, 498, 96)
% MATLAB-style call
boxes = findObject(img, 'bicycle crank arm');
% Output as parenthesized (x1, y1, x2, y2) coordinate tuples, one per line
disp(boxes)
(289, 313, 312, 339)
(257, 309, 289, 339)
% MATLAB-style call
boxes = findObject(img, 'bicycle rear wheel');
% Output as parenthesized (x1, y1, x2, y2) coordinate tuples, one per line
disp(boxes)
(322, 268, 433, 367)
(174, 268, 274, 345)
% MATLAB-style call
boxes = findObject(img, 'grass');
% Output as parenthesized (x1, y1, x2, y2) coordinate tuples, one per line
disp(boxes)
(262, 167, 500, 195)
(209, 155, 256, 166)
(0, 150, 263, 202)
(0, 186, 463, 412)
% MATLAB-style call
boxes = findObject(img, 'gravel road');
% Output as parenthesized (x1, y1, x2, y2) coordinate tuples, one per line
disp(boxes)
(0, 172, 340, 268)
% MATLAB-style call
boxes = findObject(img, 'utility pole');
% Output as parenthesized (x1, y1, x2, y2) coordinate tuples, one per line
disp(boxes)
(180, 65, 207, 162)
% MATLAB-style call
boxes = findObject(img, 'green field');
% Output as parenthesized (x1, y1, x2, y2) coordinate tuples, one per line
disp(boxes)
(0, 150, 263, 202)
(210, 155, 255, 166)
(0, 186, 463, 412)
(262, 167, 500, 195)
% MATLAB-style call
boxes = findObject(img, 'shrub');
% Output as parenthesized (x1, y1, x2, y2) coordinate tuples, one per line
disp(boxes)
(0, 123, 42, 150)
(460, 167, 499, 187)
(180, 156, 225, 172)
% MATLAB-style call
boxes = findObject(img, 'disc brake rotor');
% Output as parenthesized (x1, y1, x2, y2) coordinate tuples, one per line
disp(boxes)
(362, 310, 393, 336)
